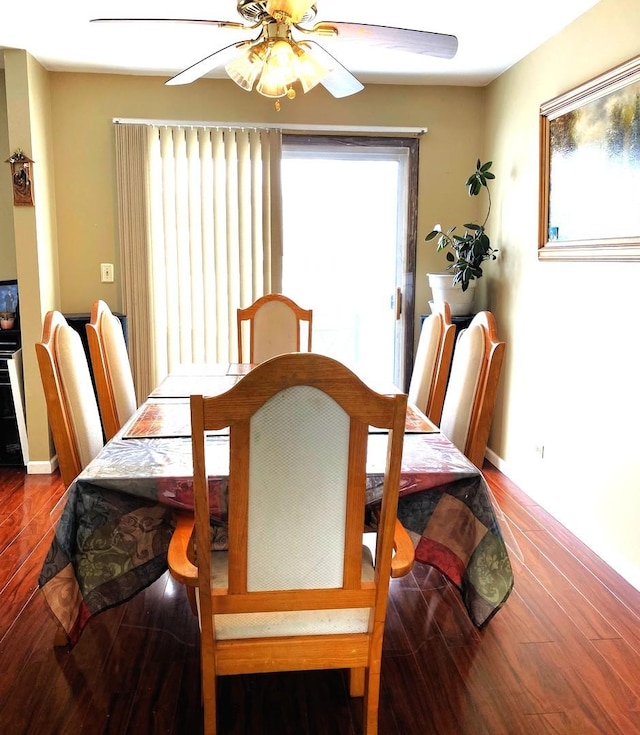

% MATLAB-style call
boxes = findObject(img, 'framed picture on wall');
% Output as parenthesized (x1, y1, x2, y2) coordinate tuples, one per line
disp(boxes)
(0, 279, 19, 331)
(538, 54, 640, 260)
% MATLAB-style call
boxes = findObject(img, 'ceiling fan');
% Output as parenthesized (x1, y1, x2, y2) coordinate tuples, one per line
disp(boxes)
(91, 0, 458, 109)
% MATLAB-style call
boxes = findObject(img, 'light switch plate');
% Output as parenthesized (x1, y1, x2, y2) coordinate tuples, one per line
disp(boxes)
(100, 263, 114, 283)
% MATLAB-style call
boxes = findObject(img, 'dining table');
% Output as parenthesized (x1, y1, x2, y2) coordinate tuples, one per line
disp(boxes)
(39, 362, 514, 646)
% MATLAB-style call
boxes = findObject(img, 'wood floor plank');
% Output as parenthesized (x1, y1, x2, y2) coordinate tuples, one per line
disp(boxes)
(526, 529, 640, 648)
(41, 608, 128, 734)
(0, 533, 55, 644)
(500, 539, 640, 733)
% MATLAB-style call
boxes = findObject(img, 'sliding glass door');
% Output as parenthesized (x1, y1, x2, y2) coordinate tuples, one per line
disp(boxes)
(280, 135, 417, 388)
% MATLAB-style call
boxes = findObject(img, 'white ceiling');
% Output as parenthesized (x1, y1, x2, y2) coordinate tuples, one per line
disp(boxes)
(0, 1, 600, 87)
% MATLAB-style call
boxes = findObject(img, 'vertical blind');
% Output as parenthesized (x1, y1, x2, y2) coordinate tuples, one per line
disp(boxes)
(115, 123, 282, 397)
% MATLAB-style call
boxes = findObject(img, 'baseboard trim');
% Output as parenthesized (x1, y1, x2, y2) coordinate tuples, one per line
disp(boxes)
(27, 456, 58, 475)
(485, 447, 504, 472)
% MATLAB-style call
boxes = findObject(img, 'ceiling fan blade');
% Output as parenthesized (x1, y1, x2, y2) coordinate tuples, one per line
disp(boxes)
(303, 41, 364, 98)
(312, 21, 458, 60)
(166, 41, 252, 86)
(90, 18, 249, 31)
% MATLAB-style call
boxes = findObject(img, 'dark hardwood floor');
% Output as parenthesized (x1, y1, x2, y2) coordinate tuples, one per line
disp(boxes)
(0, 463, 639, 734)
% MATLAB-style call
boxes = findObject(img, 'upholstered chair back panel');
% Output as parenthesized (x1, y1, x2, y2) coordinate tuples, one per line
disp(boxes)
(101, 311, 137, 425)
(252, 301, 299, 363)
(55, 326, 103, 470)
(439, 323, 484, 454)
(247, 385, 349, 590)
(408, 314, 443, 412)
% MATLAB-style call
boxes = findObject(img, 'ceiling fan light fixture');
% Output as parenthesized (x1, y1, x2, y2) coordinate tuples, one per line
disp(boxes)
(256, 39, 298, 98)
(225, 41, 267, 91)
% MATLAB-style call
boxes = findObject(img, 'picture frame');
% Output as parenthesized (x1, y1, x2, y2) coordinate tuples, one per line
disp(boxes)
(0, 279, 19, 331)
(538, 55, 640, 260)
(6, 152, 34, 207)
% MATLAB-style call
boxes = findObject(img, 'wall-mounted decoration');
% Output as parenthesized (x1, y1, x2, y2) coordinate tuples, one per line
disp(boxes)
(0, 279, 19, 331)
(539, 55, 640, 261)
(6, 150, 34, 207)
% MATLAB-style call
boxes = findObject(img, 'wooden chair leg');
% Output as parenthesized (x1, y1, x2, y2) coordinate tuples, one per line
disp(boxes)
(202, 651, 218, 735)
(349, 667, 365, 697)
(363, 670, 381, 735)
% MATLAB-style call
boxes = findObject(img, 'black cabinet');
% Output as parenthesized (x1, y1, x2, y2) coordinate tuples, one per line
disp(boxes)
(64, 312, 128, 355)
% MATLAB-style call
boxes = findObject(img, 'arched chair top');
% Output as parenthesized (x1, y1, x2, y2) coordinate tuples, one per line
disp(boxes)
(408, 300, 455, 425)
(86, 300, 137, 441)
(36, 310, 104, 488)
(237, 293, 313, 364)
(439, 310, 506, 469)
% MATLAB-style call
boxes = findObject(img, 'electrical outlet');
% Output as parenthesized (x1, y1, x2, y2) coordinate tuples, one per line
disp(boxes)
(100, 263, 114, 283)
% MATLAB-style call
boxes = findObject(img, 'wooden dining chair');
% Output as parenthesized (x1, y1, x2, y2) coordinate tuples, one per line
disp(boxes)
(236, 293, 312, 363)
(36, 310, 104, 488)
(86, 299, 137, 440)
(168, 352, 411, 735)
(439, 310, 506, 469)
(407, 301, 455, 425)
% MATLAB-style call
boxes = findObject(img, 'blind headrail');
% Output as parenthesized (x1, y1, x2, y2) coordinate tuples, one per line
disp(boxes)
(113, 118, 426, 136)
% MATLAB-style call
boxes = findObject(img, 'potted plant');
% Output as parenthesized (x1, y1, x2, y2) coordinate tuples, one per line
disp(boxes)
(425, 159, 498, 315)
(0, 312, 15, 330)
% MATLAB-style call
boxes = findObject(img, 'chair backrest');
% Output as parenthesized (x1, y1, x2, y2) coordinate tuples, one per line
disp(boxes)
(86, 300, 137, 440)
(407, 301, 455, 424)
(236, 293, 312, 363)
(36, 310, 104, 488)
(190, 352, 406, 734)
(439, 310, 505, 469)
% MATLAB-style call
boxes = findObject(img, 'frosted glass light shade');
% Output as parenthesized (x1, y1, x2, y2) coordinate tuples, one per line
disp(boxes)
(293, 44, 328, 93)
(225, 42, 267, 91)
(257, 40, 298, 98)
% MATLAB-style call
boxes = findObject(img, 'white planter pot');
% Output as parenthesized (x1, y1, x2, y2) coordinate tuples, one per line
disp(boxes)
(427, 272, 477, 317)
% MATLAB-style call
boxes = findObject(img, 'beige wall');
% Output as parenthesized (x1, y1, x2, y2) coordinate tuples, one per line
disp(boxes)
(0, 71, 17, 279)
(485, 0, 640, 587)
(47, 73, 484, 316)
(4, 50, 60, 465)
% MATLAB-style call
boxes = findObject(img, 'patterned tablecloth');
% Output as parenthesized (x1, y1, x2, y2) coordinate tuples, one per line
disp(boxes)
(39, 422, 514, 645)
